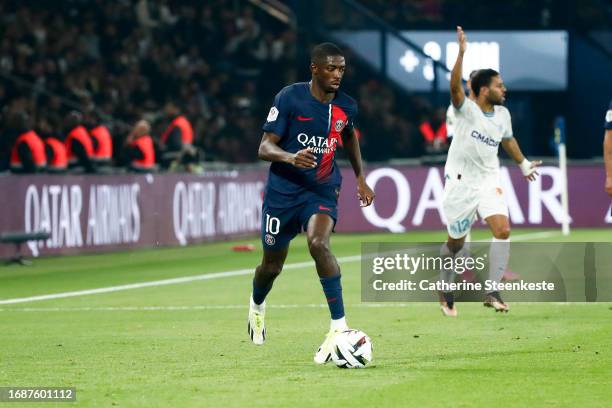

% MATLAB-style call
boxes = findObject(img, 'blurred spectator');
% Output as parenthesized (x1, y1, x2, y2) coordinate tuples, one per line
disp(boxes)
(9, 112, 47, 173)
(125, 119, 156, 172)
(90, 125, 113, 164)
(159, 102, 199, 169)
(44, 135, 68, 173)
(160, 103, 193, 152)
(419, 107, 448, 154)
(88, 112, 114, 166)
(64, 111, 95, 173)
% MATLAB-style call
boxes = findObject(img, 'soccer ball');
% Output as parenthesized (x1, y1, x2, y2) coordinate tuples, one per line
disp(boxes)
(331, 329, 373, 368)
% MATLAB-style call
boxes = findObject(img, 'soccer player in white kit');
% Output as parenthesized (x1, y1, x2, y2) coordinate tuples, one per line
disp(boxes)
(439, 27, 542, 316)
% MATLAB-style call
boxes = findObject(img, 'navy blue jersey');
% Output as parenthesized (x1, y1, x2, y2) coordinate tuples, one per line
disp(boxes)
(262, 82, 358, 207)
(605, 99, 612, 130)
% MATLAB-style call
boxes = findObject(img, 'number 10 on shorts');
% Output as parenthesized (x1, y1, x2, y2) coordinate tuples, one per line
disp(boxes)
(265, 214, 280, 235)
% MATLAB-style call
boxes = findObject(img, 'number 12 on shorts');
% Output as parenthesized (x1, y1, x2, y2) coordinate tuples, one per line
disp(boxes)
(450, 218, 471, 236)
(265, 214, 280, 235)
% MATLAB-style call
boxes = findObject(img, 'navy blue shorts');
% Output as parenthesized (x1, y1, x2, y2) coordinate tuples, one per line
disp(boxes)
(261, 193, 338, 250)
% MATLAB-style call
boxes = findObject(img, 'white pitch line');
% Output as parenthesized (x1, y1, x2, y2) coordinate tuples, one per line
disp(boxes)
(0, 230, 559, 306)
(0, 255, 361, 305)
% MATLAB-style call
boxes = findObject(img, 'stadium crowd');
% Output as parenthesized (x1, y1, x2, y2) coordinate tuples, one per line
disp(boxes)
(0, 0, 299, 172)
(2, 0, 608, 173)
(0, 0, 456, 173)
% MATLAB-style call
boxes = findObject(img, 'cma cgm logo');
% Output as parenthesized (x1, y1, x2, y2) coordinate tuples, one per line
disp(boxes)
(471, 130, 499, 147)
(360, 167, 573, 232)
(297, 133, 337, 154)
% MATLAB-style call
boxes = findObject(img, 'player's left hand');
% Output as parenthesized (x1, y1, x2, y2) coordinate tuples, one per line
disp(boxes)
(520, 159, 542, 181)
(357, 180, 375, 207)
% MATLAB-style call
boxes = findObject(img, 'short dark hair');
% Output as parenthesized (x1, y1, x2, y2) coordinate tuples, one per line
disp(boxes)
(311, 42, 344, 64)
(470, 69, 499, 97)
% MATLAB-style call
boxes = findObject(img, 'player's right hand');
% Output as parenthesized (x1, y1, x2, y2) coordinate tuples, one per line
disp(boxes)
(606, 176, 612, 196)
(292, 147, 317, 169)
(457, 26, 467, 54)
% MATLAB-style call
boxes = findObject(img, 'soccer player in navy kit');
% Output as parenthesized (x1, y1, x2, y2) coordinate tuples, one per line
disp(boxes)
(247, 43, 375, 364)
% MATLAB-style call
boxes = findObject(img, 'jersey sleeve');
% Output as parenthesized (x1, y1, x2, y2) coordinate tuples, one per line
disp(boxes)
(262, 88, 292, 138)
(453, 97, 479, 121)
(605, 100, 612, 130)
(502, 108, 514, 139)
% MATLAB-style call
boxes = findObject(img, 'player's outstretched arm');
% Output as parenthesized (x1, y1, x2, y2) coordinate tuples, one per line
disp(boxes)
(342, 127, 375, 207)
(450, 26, 467, 109)
(258, 132, 317, 168)
(604, 129, 612, 195)
(501, 137, 542, 182)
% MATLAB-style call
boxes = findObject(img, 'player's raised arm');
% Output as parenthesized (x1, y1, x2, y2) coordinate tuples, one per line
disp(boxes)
(342, 127, 375, 207)
(501, 137, 542, 182)
(450, 26, 467, 109)
(258, 132, 317, 169)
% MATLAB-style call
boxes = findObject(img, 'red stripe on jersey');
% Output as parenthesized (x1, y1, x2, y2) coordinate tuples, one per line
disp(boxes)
(317, 105, 347, 181)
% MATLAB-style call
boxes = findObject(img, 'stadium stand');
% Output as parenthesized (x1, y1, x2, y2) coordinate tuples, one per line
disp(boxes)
(0, 0, 610, 169)
(0, 0, 296, 169)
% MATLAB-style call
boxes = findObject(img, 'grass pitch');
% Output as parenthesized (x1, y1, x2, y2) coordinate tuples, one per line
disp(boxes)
(0, 229, 610, 407)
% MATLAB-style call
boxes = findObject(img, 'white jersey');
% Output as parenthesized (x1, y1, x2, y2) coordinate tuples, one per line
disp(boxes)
(445, 97, 513, 179)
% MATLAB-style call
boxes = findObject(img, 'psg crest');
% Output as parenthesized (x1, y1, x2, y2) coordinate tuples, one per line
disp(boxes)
(265, 234, 275, 246)
(334, 119, 345, 132)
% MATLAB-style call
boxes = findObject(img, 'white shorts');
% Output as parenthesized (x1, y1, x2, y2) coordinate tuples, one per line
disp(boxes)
(442, 174, 508, 239)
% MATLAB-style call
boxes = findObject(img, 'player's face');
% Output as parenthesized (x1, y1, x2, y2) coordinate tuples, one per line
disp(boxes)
(313, 56, 346, 93)
(485, 75, 506, 105)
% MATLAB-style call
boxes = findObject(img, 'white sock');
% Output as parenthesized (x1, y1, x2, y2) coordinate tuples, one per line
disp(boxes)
(488, 237, 510, 290)
(250, 294, 265, 313)
(439, 243, 455, 288)
(464, 232, 472, 253)
(330, 316, 348, 331)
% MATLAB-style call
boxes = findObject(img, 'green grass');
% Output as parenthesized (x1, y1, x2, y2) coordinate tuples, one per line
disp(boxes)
(0, 229, 610, 407)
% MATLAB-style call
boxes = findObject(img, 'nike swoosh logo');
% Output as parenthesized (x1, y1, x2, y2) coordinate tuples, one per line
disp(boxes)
(297, 116, 313, 121)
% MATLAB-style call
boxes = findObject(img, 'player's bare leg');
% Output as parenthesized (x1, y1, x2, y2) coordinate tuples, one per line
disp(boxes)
(253, 248, 288, 296)
(248, 247, 288, 345)
(306, 213, 348, 363)
(484, 214, 511, 312)
(307, 213, 340, 279)
(439, 235, 466, 317)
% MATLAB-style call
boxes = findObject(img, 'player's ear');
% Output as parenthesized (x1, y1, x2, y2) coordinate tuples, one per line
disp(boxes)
(310, 62, 317, 75)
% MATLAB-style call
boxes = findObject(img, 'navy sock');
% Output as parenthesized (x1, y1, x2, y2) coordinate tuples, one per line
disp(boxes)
(252, 279, 273, 305)
(320, 274, 345, 320)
